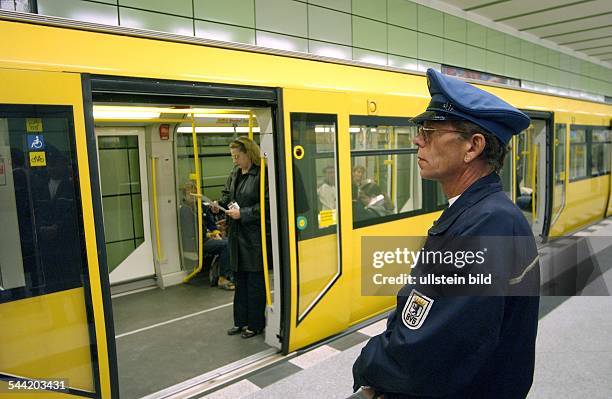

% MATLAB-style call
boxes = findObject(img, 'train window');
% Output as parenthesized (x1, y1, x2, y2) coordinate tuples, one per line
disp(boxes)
(555, 124, 567, 183)
(569, 127, 587, 181)
(315, 124, 335, 153)
(0, 105, 86, 303)
(350, 124, 416, 151)
(290, 113, 338, 240)
(500, 140, 513, 198)
(349, 117, 423, 228)
(591, 128, 611, 176)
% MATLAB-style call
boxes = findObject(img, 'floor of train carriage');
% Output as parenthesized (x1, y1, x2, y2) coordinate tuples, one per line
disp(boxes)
(112, 272, 275, 399)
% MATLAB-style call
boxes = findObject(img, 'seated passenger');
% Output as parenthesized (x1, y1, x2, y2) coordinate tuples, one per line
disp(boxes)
(359, 182, 391, 218)
(317, 165, 336, 210)
(180, 182, 234, 290)
(351, 164, 366, 199)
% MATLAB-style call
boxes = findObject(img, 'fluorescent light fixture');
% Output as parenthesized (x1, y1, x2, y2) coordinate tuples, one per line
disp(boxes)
(72, 11, 118, 26)
(417, 61, 441, 73)
(314, 47, 350, 60)
(177, 127, 261, 133)
(197, 30, 232, 42)
(360, 55, 387, 66)
(257, 36, 296, 52)
(194, 113, 253, 119)
(349, 127, 360, 133)
(173, 26, 195, 37)
(388, 57, 418, 71)
(94, 105, 251, 115)
(94, 110, 160, 119)
(314, 126, 335, 133)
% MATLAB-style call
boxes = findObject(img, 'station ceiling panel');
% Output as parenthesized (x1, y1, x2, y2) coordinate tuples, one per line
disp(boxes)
(440, 0, 612, 64)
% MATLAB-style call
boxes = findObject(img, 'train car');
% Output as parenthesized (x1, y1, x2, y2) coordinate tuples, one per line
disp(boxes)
(0, 11, 610, 399)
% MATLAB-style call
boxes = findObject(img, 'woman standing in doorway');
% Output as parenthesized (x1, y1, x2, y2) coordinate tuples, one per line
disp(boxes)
(213, 136, 267, 339)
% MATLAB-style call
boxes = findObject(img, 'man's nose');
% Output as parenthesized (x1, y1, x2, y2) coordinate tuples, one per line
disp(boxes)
(413, 134, 425, 147)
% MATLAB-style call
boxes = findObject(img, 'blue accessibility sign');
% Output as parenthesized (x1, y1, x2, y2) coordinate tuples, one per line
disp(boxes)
(27, 135, 45, 151)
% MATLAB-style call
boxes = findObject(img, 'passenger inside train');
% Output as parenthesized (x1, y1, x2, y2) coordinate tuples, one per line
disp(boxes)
(358, 182, 392, 219)
(317, 164, 337, 211)
(214, 137, 267, 339)
(179, 181, 234, 290)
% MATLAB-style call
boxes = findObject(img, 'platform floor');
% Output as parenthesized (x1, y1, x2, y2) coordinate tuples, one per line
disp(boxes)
(112, 275, 269, 399)
(203, 218, 612, 399)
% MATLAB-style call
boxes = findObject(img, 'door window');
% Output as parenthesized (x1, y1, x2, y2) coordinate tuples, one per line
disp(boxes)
(569, 128, 587, 180)
(290, 113, 340, 321)
(0, 105, 86, 301)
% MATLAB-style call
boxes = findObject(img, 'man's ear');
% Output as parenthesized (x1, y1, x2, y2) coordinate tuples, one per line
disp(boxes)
(464, 133, 486, 163)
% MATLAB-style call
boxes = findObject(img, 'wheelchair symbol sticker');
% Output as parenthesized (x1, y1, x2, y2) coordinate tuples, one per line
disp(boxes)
(27, 135, 45, 151)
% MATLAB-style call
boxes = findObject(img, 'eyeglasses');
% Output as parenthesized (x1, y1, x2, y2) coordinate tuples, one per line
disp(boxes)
(231, 153, 241, 160)
(416, 126, 466, 143)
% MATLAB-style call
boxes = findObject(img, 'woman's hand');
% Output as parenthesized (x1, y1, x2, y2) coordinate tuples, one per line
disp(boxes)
(226, 208, 241, 220)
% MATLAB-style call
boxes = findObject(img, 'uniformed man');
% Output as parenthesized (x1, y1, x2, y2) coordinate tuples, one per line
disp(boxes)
(351, 69, 540, 399)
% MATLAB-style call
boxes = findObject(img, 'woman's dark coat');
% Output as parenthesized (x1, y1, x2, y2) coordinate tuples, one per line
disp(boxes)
(219, 164, 268, 272)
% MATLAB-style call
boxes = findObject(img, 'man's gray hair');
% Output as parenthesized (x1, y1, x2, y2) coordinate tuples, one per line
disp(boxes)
(454, 120, 508, 173)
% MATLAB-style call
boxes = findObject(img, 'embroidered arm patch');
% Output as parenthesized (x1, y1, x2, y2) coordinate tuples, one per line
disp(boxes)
(401, 289, 434, 330)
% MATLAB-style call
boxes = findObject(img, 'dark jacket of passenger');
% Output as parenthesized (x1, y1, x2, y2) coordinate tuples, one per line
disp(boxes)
(364, 197, 390, 218)
(219, 164, 268, 272)
(353, 173, 540, 399)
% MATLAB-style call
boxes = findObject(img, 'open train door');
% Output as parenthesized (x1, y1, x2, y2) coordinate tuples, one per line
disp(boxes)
(0, 69, 116, 397)
(513, 111, 554, 240)
(282, 88, 353, 352)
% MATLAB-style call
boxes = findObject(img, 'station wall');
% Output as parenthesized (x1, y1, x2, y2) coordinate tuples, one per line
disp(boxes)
(23, 0, 612, 97)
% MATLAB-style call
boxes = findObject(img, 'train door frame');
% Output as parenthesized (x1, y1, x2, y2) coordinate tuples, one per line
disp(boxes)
(81, 74, 291, 396)
(281, 88, 353, 352)
(518, 110, 555, 240)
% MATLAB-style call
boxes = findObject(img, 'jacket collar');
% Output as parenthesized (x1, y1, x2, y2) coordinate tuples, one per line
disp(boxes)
(428, 172, 502, 236)
(233, 164, 259, 177)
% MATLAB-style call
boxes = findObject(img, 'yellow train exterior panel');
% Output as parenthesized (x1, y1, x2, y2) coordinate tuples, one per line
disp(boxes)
(0, 288, 93, 391)
(0, 67, 111, 397)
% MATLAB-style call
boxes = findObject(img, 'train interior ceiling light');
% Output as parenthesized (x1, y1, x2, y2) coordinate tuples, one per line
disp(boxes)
(92, 105, 256, 120)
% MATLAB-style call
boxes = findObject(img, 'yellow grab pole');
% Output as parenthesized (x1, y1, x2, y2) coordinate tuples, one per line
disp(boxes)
(248, 112, 254, 140)
(184, 114, 204, 282)
(151, 157, 163, 262)
(260, 156, 272, 306)
(532, 143, 537, 222)
(512, 135, 517, 202)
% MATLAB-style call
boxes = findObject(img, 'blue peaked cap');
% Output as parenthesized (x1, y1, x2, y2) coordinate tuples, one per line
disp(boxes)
(411, 69, 530, 145)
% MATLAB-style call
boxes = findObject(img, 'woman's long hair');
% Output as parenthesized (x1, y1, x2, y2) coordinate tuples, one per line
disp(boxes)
(230, 136, 261, 166)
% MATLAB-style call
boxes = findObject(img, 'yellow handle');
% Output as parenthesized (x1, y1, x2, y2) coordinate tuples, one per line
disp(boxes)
(151, 157, 163, 262)
(260, 157, 272, 306)
(532, 143, 538, 221)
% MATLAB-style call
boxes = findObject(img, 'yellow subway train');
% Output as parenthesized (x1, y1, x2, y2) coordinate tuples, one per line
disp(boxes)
(0, 12, 610, 399)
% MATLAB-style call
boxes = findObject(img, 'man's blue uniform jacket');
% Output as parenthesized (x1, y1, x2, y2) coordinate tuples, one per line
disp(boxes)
(353, 173, 540, 399)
